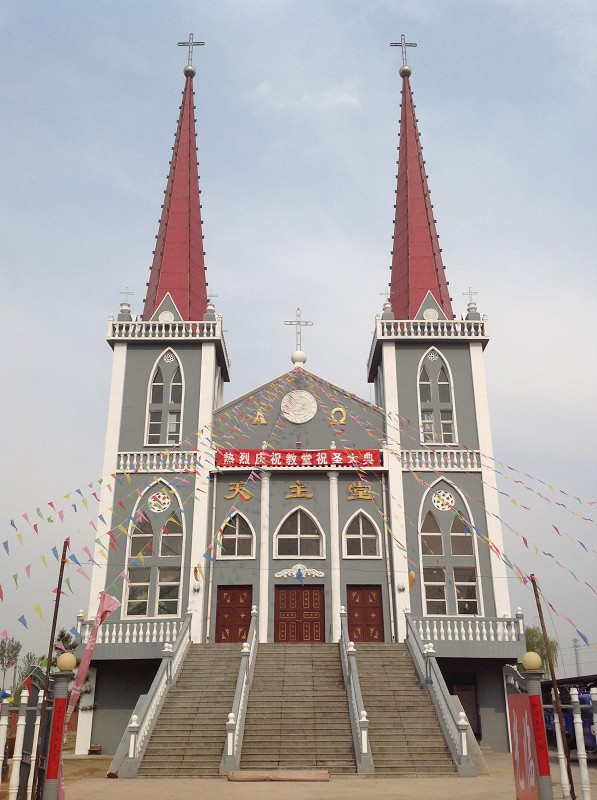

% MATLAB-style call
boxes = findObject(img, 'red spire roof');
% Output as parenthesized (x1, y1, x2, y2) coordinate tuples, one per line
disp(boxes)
(389, 67, 453, 320)
(143, 67, 208, 321)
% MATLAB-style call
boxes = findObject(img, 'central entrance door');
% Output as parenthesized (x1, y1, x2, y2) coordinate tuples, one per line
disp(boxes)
(274, 585, 325, 643)
(346, 585, 384, 642)
(215, 585, 252, 643)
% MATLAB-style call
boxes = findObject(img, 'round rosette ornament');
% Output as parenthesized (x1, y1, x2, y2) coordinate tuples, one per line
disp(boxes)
(147, 491, 171, 513)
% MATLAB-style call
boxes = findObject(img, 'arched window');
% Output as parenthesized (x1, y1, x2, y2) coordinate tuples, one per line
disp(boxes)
(419, 484, 480, 616)
(345, 513, 381, 557)
(124, 483, 184, 618)
(219, 514, 254, 558)
(276, 510, 323, 558)
(418, 350, 456, 445)
(421, 511, 442, 555)
(146, 351, 184, 445)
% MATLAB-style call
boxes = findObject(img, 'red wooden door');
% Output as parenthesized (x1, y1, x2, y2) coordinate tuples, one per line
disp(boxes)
(274, 585, 325, 643)
(215, 586, 252, 643)
(346, 585, 384, 642)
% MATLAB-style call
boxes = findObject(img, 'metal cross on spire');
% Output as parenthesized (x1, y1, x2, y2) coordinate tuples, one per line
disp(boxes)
(177, 33, 205, 66)
(390, 34, 417, 66)
(119, 287, 134, 303)
(284, 308, 313, 351)
(463, 287, 479, 304)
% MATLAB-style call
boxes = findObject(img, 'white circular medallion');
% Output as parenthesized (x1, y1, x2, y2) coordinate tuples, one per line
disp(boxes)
(432, 490, 455, 511)
(281, 390, 317, 424)
(148, 491, 171, 513)
(427, 351, 439, 361)
(159, 311, 175, 323)
(423, 308, 439, 321)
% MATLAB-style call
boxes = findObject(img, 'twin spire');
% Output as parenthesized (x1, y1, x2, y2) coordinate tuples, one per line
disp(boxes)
(389, 61, 453, 320)
(143, 40, 453, 324)
(143, 63, 208, 321)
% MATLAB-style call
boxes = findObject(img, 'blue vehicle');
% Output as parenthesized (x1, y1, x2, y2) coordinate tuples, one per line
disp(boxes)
(543, 688, 596, 753)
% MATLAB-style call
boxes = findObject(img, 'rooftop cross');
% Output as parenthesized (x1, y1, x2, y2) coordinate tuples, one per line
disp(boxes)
(390, 34, 417, 67)
(284, 308, 313, 351)
(119, 287, 134, 303)
(463, 287, 479, 304)
(177, 33, 205, 66)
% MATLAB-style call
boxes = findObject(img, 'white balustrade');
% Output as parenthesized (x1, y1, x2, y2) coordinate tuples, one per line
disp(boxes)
(116, 450, 199, 473)
(415, 616, 520, 646)
(379, 318, 488, 339)
(400, 449, 481, 471)
(82, 618, 183, 647)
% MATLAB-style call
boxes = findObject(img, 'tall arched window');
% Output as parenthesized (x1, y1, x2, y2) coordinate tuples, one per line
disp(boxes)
(146, 351, 184, 445)
(275, 509, 323, 558)
(124, 483, 184, 618)
(419, 484, 480, 616)
(418, 350, 456, 445)
(344, 513, 381, 557)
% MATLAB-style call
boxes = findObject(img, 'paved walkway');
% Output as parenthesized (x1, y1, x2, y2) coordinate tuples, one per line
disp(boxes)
(2, 750, 596, 800)
(56, 751, 596, 800)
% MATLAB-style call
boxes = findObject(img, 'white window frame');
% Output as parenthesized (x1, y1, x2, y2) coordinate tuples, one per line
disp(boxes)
(273, 506, 325, 560)
(217, 513, 256, 560)
(342, 510, 382, 559)
(416, 347, 459, 446)
(144, 349, 186, 446)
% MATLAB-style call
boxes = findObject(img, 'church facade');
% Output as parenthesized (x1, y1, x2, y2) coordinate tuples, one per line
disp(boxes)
(79, 51, 525, 760)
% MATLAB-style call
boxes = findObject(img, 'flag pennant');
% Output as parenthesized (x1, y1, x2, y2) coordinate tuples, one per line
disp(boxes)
(18, 615, 28, 629)
(33, 604, 43, 620)
(51, 546, 59, 561)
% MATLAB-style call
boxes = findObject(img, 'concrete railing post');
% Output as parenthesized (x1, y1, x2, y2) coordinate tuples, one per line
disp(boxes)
(0, 700, 9, 779)
(570, 688, 591, 800)
(552, 690, 571, 800)
(457, 712, 468, 758)
(359, 710, 369, 755)
(9, 689, 29, 800)
(226, 713, 236, 758)
(127, 714, 139, 759)
(523, 668, 553, 800)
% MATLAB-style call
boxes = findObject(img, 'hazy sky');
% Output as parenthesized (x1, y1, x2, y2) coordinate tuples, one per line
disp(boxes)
(2, 1, 596, 677)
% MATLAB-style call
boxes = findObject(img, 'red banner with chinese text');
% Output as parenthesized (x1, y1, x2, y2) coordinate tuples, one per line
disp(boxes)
(216, 449, 382, 469)
(508, 694, 541, 800)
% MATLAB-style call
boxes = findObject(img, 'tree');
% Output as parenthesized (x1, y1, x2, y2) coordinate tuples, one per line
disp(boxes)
(523, 625, 559, 671)
(0, 637, 22, 693)
(13, 652, 45, 705)
(51, 628, 78, 667)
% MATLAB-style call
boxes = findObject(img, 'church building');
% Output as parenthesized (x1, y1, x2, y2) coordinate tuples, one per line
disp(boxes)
(78, 40, 525, 768)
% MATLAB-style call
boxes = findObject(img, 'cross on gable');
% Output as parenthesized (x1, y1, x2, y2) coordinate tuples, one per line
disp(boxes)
(390, 34, 417, 66)
(177, 33, 205, 66)
(284, 308, 313, 351)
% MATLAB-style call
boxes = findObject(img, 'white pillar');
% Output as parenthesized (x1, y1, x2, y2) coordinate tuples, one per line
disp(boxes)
(259, 472, 270, 642)
(190, 342, 217, 642)
(328, 471, 341, 641)
(88, 341, 128, 616)
(381, 341, 409, 641)
(9, 690, 28, 800)
(570, 688, 591, 800)
(469, 342, 510, 615)
(74, 667, 96, 755)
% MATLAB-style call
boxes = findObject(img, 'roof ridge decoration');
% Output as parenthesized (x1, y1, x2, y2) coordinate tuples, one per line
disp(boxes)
(388, 39, 454, 321)
(143, 39, 208, 322)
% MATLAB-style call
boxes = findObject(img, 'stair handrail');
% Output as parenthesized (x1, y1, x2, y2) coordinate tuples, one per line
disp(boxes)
(108, 611, 192, 778)
(220, 605, 258, 774)
(405, 612, 476, 777)
(338, 606, 375, 774)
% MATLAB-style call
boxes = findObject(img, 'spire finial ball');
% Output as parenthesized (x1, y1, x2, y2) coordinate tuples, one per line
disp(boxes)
(399, 64, 412, 78)
(183, 64, 196, 78)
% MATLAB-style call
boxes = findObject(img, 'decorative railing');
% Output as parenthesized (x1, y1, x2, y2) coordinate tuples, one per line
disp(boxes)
(411, 612, 524, 646)
(378, 318, 488, 339)
(405, 614, 475, 776)
(400, 449, 481, 471)
(504, 664, 527, 694)
(109, 613, 192, 778)
(116, 450, 202, 473)
(220, 606, 258, 774)
(107, 316, 230, 373)
(108, 318, 221, 341)
(80, 617, 184, 646)
(338, 607, 374, 774)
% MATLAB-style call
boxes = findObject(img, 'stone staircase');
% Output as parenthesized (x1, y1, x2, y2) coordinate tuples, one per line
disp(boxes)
(138, 643, 240, 777)
(240, 643, 356, 773)
(356, 643, 456, 776)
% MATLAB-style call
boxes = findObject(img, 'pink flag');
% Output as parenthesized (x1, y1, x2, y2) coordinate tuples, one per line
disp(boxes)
(65, 592, 120, 724)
